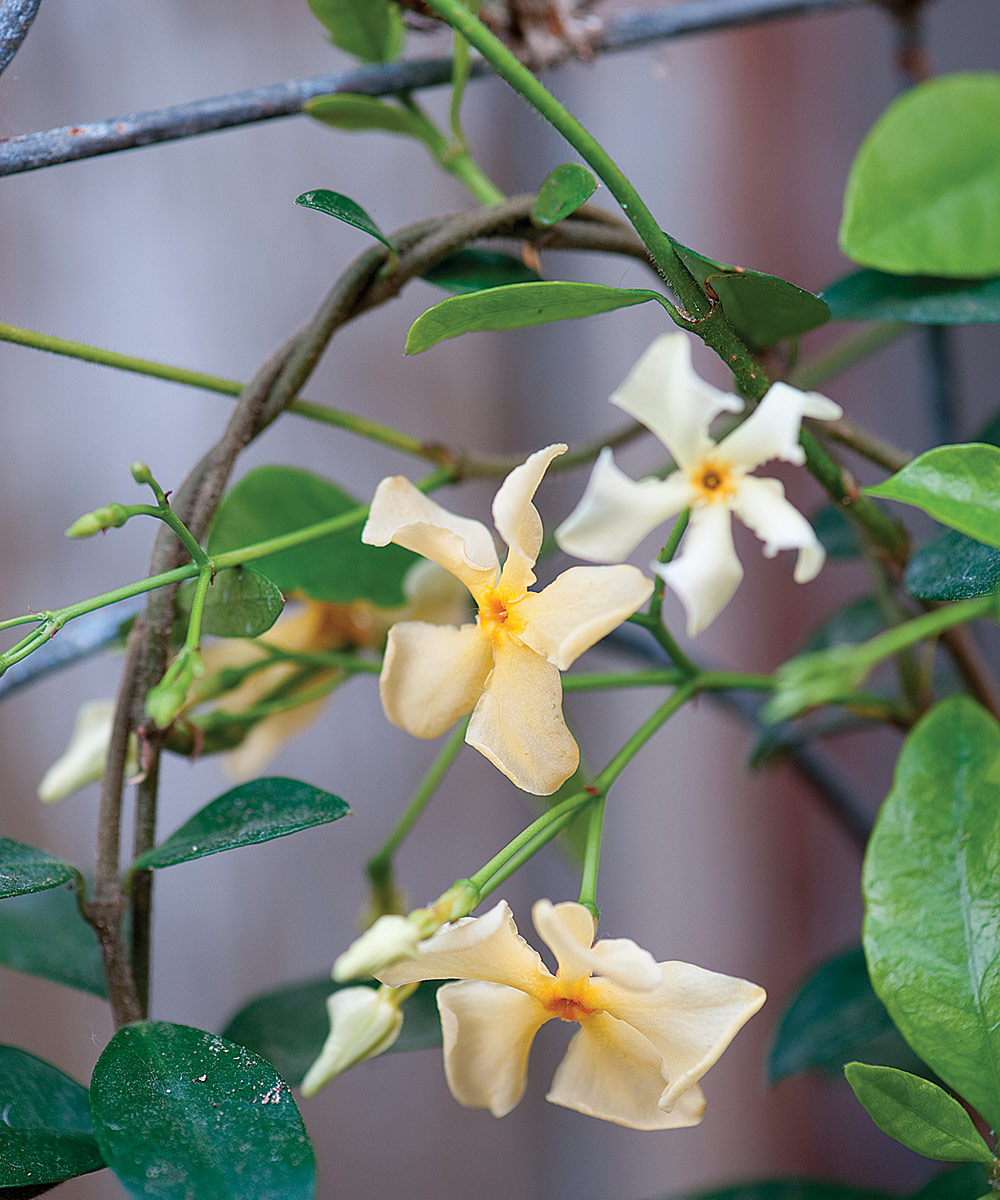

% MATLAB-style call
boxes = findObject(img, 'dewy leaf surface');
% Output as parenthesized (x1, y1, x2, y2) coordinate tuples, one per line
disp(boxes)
(0, 839, 77, 899)
(294, 189, 393, 249)
(863, 696, 1000, 1129)
(905, 528, 1000, 601)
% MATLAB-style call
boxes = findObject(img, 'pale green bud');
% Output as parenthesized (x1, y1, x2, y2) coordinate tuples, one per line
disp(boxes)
(130, 461, 154, 486)
(65, 503, 129, 538)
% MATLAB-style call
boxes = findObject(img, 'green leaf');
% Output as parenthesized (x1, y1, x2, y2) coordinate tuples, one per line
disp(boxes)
(304, 94, 421, 138)
(207, 465, 416, 606)
(800, 595, 888, 654)
(910, 1165, 991, 1200)
(132, 778, 350, 871)
(845, 1063, 994, 1163)
(90, 1022, 315, 1200)
(769, 945, 929, 1084)
(674, 243, 830, 349)
(863, 695, 1000, 1129)
(864, 444, 1000, 547)
(420, 248, 542, 294)
(294, 190, 393, 250)
(839, 73, 1000, 277)
(905, 528, 1000, 601)
(0, 1046, 104, 1188)
(307, 0, 403, 62)
(177, 567, 284, 639)
(532, 163, 598, 226)
(811, 504, 865, 559)
(221, 978, 444, 1086)
(652, 1181, 892, 1200)
(823, 269, 1000, 324)
(405, 281, 667, 354)
(0, 887, 107, 997)
(0, 840, 77, 900)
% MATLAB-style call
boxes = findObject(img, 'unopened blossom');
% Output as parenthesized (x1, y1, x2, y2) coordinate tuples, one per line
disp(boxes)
(362, 445, 653, 795)
(556, 333, 842, 636)
(378, 898, 765, 1129)
(300, 985, 404, 1097)
(333, 914, 424, 982)
(38, 700, 139, 804)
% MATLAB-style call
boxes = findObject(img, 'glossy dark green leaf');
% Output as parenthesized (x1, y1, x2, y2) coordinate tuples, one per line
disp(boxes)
(307, 0, 403, 62)
(0, 840, 77, 900)
(811, 504, 864, 559)
(865, 444, 1000, 547)
(294, 190, 393, 250)
(207, 466, 415, 606)
(863, 696, 1000, 1129)
(845, 1063, 993, 1163)
(910, 1165, 991, 1200)
(675, 243, 830, 349)
(90, 1022, 315, 1200)
(405, 281, 668, 354)
(304, 94, 422, 138)
(0, 1046, 104, 1188)
(132, 778, 350, 871)
(177, 568, 284, 639)
(0, 887, 106, 997)
(532, 162, 598, 226)
(420, 248, 542, 294)
(222, 978, 444, 1086)
(840, 73, 1000, 277)
(823, 269, 1000, 324)
(800, 596, 887, 654)
(905, 529, 1000, 601)
(651, 1181, 891, 1200)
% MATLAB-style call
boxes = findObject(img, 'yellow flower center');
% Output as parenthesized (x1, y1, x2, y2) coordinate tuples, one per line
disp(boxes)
(537, 975, 600, 1026)
(477, 587, 524, 643)
(690, 456, 737, 505)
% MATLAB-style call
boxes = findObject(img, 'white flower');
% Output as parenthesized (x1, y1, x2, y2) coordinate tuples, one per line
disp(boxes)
(38, 700, 139, 804)
(377, 898, 765, 1129)
(333, 914, 423, 982)
(300, 986, 403, 1097)
(556, 334, 842, 636)
(361, 444, 653, 795)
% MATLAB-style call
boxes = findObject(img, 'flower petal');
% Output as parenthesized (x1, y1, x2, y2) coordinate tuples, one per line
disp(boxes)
(438, 980, 550, 1116)
(656, 503, 743, 636)
(731, 475, 826, 582)
(609, 334, 741, 470)
(591, 961, 765, 1110)
(300, 986, 403, 1096)
(532, 899, 663, 992)
(555, 448, 690, 564)
(492, 443, 567, 593)
(547, 1013, 707, 1129)
(379, 621, 492, 738)
(38, 699, 132, 804)
(516, 564, 653, 670)
(717, 380, 839, 471)
(466, 638, 578, 795)
(362, 475, 499, 596)
(378, 899, 552, 994)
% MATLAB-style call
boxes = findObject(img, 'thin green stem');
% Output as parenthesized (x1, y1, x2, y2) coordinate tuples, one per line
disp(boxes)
(126, 504, 212, 570)
(562, 669, 681, 692)
(629, 511, 698, 676)
(469, 790, 593, 894)
(578, 793, 606, 920)
(594, 679, 698, 792)
(399, 93, 505, 206)
(855, 594, 995, 669)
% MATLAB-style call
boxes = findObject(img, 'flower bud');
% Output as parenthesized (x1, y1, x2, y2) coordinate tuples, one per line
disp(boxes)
(300, 986, 403, 1097)
(333, 914, 422, 982)
(38, 700, 139, 803)
(130, 461, 154, 486)
(65, 503, 129, 538)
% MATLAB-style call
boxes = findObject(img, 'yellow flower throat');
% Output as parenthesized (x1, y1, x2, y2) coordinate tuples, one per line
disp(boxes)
(477, 586, 525, 643)
(690, 456, 737, 504)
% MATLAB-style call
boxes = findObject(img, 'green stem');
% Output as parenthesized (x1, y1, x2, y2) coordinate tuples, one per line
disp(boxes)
(562, 669, 681, 692)
(578, 793, 606, 920)
(468, 789, 593, 895)
(855, 594, 995, 670)
(593, 679, 698, 793)
(399, 93, 505, 206)
(628, 511, 698, 676)
(127, 504, 212, 570)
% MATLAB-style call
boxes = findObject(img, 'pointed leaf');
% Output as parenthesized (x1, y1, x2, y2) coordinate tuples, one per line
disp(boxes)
(304, 94, 422, 138)
(532, 162, 598, 226)
(0, 887, 106, 997)
(294, 190, 393, 250)
(421, 248, 541, 294)
(0, 840, 77, 900)
(845, 1063, 994, 1163)
(307, 0, 403, 62)
(132, 778, 350, 871)
(405, 281, 668, 354)
(905, 529, 1000, 601)
(823, 269, 1000, 324)
(864, 444, 1000, 547)
(177, 567, 284, 639)
(90, 1022, 315, 1200)
(0, 1046, 104, 1187)
(840, 73, 1000, 277)
(863, 696, 1000, 1129)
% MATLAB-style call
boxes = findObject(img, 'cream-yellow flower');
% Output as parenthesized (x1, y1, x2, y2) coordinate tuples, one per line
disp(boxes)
(378, 898, 765, 1129)
(361, 445, 653, 795)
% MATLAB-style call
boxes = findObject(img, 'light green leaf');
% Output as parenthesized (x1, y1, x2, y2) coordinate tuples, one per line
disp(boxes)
(90, 1022, 315, 1200)
(294, 189, 393, 250)
(421, 248, 542, 294)
(304, 94, 422, 138)
(132, 778, 350, 871)
(177, 567, 284, 639)
(0, 887, 107, 997)
(405, 281, 668, 354)
(0, 839, 78, 900)
(307, 0, 403, 62)
(532, 162, 598, 226)
(864, 444, 1000, 547)
(863, 696, 1000, 1129)
(840, 73, 1000, 277)
(823, 269, 1000, 324)
(905, 529, 1000, 601)
(845, 1062, 994, 1163)
(0, 1046, 104, 1188)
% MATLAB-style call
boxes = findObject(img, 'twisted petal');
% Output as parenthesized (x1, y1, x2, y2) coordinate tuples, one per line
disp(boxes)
(656, 503, 743, 636)
(493, 443, 567, 593)
(379, 621, 492, 739)
(438, 980, 550, 1116)
(547, 1013, 707, 1129)
(556, 448, 690, 564)
(731, 475, 826, 582)
(517, 564, 653, 671)
(591, 961, 766, 1110)
(532, 901, 662, 992)
(362, 475, 499, 596)
(718, 381, 840, 472)
(610, 334, 741, 469)
(466, 638, 578, 795)
(300, 987, 403, 1096)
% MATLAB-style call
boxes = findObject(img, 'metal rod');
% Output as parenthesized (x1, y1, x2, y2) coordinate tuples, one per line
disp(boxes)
(0, 0, 41, 79)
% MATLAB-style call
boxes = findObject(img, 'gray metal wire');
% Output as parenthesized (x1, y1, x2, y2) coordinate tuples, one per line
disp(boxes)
(0, 0, 41, 78)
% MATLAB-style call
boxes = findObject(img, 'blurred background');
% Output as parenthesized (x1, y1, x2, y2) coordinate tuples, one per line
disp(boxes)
(0, 0, 996, 1195)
